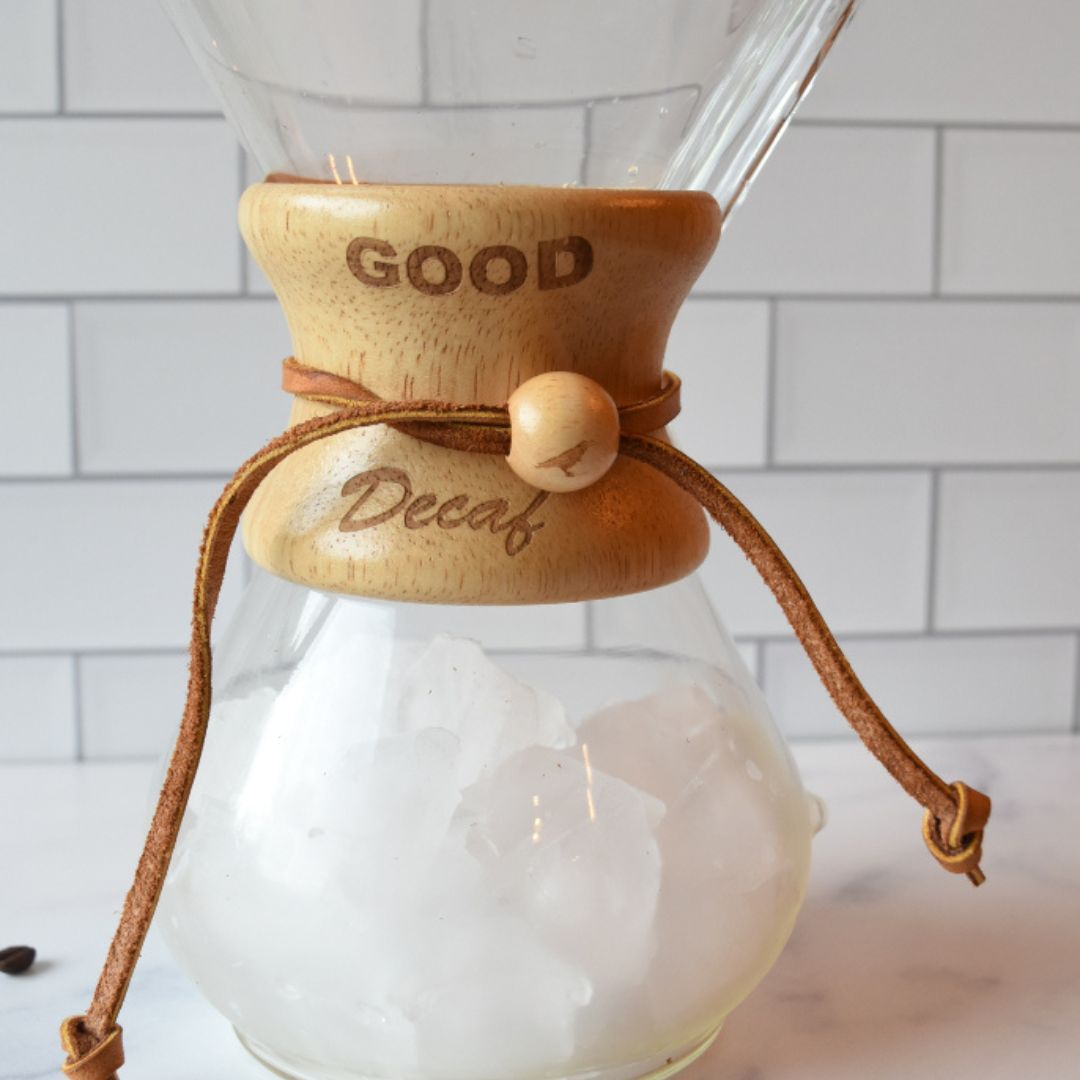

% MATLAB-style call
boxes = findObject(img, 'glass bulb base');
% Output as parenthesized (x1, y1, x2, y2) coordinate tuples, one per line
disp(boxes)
(237, 1022, 723, 1080)
(159, 570, 812, 1080)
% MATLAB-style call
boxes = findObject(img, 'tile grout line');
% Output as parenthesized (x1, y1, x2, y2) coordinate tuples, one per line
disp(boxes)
(763, 299, 779, 466)
(791, 117, 1080, 135)
(0, 294, 282, 305)
(700, 462, 1080, 475)
(419, 0, 431, 105)
(579, 103, 594, 187)
(1073, 634, 1080, 733)
(1, 647, 190, 660)
(66, 301, 80, 474)
(685, 292, 1080, 304)
(71, 652, 84, 762)
(4, 464, 1080, 484)
(0, 113, 1076, 133)
(930, 125, 945, 295)
(925, 468, 941, 632)
(4, 292, 1080, 305)
(55, 0, 65, 113)
(0, 110, 225, 121)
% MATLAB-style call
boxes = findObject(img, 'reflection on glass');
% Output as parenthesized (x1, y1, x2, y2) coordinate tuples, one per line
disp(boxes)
(163, 0, 854, 212)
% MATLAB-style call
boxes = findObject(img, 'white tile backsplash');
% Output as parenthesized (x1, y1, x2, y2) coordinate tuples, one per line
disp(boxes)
(764, 634, 1078, 738)
(698, 471, 931, 637)
(801, 0, 1080, 125)
(0, 656, 75, 760)
(0, 1, 58, 113)
(696, 126, 935, 296)
(774, 301, 1080, 465)
(0, 481, 244, 651)
(668, 300, 769, 467)
(79, 652, 189, 760)
(941, 130, 1080, 296)
(1, 0, 1079, 760)
(936, 471, 1080, 630)
(61, 0, 218, 113)
(0, 119, 240, 296)
(75, 301, 290, 474)
(0, 304, 72, 476)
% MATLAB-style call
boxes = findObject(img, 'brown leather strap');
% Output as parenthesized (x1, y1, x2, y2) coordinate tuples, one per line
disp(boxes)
(282, 357, 683, 438)
(62, 386, 989, 1076)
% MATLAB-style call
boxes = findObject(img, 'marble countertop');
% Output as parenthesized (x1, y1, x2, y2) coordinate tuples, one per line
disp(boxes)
(2, 734, 1078, 1080)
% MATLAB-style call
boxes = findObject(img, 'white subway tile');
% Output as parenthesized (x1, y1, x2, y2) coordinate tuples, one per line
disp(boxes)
(698, 471, 931, 637)
(941, 130, 1080, 296)
(774, 301, 1080, 465)
(75, 301, 290, 474)
(763, 634, 1077, 738)
(0, 656, 76, 760)
(80, 653, 188, 760)
(936, 470, 1080, 629)
(62, 0, 217, 113)
(0, 1, 58, 113)
(0, 305, 72, 476)
(697, 126, 935, 295)
(0, 119, 240, 295)
(0, 481, 244, 651)
(668, 300, 769, 467)
(801, 0, 1080, 125)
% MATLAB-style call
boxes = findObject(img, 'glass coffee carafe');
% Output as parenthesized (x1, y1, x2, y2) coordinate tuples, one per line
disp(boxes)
(150, 4, 856, 1079)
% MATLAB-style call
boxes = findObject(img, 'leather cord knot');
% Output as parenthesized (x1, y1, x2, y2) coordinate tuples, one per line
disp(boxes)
(922, 781, 992, 886)
(60, 1017, 123, 1080)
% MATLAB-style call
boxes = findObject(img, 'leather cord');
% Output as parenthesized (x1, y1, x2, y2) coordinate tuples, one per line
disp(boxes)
(282, 357, 684, 439)
(61, 374, 990, 1079)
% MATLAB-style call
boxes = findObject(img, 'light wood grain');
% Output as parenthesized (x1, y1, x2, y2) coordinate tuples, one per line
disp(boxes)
(240, 183, 721, 604)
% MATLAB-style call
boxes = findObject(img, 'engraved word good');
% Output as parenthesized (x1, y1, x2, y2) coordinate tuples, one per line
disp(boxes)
(346, 235, 594, 296)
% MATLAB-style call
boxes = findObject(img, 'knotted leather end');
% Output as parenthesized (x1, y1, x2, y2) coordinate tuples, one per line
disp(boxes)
(922, 781, 992, 886)
(60, 1017, 124, 1080)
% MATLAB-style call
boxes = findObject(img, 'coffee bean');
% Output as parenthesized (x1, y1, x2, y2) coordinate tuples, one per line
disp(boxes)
(0, 945, 36, 975)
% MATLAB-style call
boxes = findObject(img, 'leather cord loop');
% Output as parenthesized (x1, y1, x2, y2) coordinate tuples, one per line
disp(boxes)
(62, 364, 989, 1076)
(922, 781, 992, 885)
(60, 1018, 123, 1080)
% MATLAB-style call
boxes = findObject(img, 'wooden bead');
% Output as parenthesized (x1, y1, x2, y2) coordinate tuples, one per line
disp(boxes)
(506, 372, 621, 493)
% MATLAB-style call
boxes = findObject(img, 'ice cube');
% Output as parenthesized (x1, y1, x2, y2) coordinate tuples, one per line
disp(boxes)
(578, 685, 787, 890)
(579, 686, 811, 1036)
(397, 635, 575, 786)
(402, 911, 592, 1079)
(458, 746, 665, 991)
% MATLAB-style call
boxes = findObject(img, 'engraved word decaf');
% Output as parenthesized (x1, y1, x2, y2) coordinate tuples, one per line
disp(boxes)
(346, 235, 593, 296)
(338, 467, 549, 556)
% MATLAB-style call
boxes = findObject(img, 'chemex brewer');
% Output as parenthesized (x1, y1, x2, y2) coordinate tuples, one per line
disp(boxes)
(60, 4, 990, 1080)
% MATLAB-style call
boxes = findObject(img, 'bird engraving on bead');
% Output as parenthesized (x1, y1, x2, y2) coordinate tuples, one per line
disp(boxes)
(536, 440, 593, 478)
